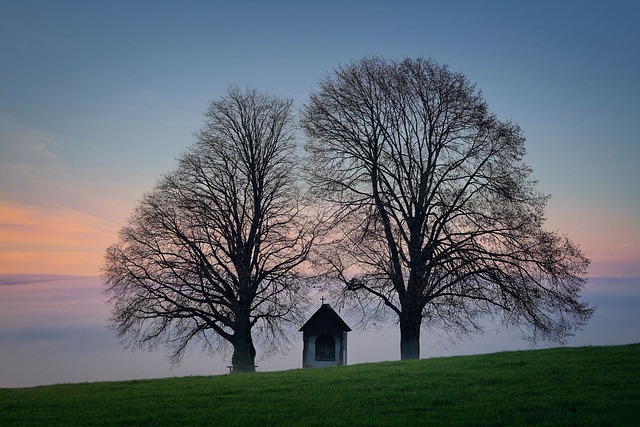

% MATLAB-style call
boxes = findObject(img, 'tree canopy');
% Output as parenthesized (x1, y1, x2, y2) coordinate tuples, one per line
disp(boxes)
(302, 57, 593, 359)
(104, 58, 593, 367)
(103, 87, 315, 371)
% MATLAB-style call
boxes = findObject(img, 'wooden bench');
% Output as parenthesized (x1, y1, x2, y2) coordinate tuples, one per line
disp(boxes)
(226, 365, 258, 373)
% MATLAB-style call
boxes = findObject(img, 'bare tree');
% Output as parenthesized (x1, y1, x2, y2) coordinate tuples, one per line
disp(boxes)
(103, 87, 315, 372)
(302, 57, 593, 360)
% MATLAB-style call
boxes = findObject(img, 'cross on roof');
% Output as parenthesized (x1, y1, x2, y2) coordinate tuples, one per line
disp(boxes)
(321, 296, 326, 305)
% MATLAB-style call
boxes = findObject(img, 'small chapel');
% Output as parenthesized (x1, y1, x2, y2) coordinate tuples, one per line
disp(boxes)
(299, 301, 351, 368)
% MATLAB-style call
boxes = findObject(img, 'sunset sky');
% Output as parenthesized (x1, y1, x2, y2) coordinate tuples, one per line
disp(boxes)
(1, 0, 639, 388)
(1, 0, 638, 278)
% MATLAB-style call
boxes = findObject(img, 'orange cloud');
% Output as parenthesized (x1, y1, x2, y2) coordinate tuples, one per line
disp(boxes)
(0, 201, 125, 276)
(2, 196, 638, 278)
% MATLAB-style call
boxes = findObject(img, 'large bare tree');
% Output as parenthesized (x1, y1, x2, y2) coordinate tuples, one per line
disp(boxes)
(103, 87, 314, 372)
(302, 57, 593, 359)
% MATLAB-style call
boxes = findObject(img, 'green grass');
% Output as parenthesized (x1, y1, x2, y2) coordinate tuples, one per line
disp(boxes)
(1, 344, 639, 426)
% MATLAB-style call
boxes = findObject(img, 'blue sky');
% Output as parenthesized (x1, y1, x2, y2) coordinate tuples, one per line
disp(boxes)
(1, 0, 638, 276)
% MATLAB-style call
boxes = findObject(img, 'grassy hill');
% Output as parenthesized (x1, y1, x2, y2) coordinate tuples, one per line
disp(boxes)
(1, 344, 638, 426)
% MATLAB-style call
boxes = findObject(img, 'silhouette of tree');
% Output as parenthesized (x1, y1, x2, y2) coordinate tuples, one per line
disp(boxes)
(104, 87, 315, 372)
(302, 57, 593, 359)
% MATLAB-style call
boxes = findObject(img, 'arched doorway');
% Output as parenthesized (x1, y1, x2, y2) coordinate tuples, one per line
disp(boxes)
(315, 334, 336, 361)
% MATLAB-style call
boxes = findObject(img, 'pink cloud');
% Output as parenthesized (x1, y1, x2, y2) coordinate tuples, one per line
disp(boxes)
(0, 201, 122, 275)
(544, 203, 640, 277)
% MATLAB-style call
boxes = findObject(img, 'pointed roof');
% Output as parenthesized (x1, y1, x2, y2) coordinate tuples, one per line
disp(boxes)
(299, 303, 352, 332)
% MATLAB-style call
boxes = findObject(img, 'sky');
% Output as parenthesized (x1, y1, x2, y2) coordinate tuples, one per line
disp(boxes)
(0, 1, 639, 387)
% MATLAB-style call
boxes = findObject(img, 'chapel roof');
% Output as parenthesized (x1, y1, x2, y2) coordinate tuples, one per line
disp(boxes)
(299, 303, 352, 332)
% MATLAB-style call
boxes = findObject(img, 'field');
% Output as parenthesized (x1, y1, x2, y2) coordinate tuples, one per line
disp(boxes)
(1, 344, 638, 426)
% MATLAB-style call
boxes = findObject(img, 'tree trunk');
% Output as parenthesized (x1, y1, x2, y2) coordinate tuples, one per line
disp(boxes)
(231, 323, 256, 373)
(399, 312, 421, 360)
